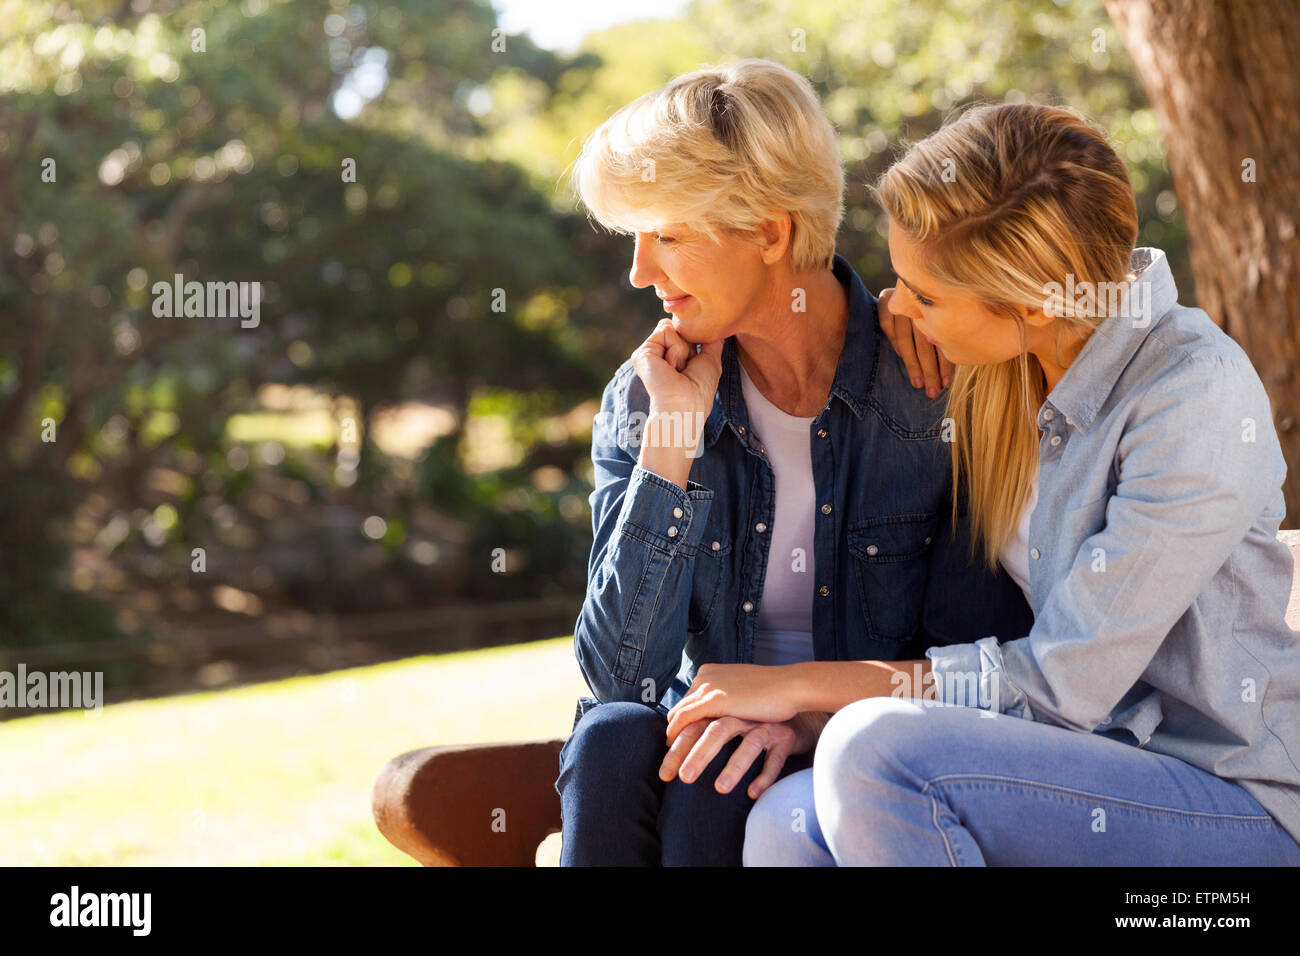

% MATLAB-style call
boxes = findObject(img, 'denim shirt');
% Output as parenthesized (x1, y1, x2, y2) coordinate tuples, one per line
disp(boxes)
(927, 247, 1300, 846)
(574, 253, 1033, 721)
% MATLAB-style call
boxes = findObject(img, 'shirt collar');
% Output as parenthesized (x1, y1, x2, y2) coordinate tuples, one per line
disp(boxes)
(702, 252, 876, 448)
(1041, 247, 1179, 432)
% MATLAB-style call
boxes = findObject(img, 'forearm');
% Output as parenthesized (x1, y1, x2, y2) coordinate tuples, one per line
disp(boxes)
(576, 465, 714, 702)
(788, 659, 933, 714)
(636, 408, 702, 490)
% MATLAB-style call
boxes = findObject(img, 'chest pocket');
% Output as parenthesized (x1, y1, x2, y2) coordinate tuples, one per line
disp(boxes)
(848, 513, 938, 643)
(688, 520, 731, 635)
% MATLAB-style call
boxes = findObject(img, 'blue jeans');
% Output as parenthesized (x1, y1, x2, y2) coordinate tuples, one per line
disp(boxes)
(744, 697, 1300, 866)
(556, 701, 814, 866)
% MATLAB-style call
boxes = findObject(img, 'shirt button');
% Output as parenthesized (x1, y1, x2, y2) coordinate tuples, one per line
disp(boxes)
(742, 600, 754, 612)
(760, 445, 767, 455)
(1065, 416, 1074, 426)
(866, 544, 879, 556)
(819, 585, 829, 597)
(1101, 716, 1112, 725)
(1049, 435, 1062, 447)
(1043, 409, 1054, 420)
(821, 504, 832, 515)
(755, 522, 767, 533)
(711, 540, 721, 551)
(667, 526, 678, 537)
(672, 506, 683, 519)
(1030, 547, 1040, 559)
(924, 536, 932, 545)
(737, 425, 746, 435)
(817, 428, 827, 438)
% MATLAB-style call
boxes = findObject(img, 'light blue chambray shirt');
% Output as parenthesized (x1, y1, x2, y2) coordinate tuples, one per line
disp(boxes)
(926, 247, 1300, 847)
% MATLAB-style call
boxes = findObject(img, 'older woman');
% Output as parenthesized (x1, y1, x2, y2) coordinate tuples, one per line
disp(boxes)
(555, 59, 1031, 866)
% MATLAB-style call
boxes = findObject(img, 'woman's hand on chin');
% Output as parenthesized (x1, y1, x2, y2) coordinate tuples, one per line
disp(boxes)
(632, 317, 723, 420)
(664, 662, 803, 742)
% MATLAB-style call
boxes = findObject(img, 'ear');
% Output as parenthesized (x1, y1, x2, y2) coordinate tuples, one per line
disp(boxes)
(1021, 301, 1053, 328)
(755, 211, 793, 264)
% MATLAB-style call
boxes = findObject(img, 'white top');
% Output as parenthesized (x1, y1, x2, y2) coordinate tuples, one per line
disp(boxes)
(738, 360, 818, 666)
(999, 467, 1039, 607)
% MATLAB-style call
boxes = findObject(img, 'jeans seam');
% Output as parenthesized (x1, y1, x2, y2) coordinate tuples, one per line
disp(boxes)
(925, 772, 1275, 826)
(927, 789, 962, 866)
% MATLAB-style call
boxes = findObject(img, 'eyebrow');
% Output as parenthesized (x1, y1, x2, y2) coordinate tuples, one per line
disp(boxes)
(895, 274, 936, 302)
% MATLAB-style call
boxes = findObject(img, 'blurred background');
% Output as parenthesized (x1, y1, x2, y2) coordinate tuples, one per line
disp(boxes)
(2, 0, 1286, 864)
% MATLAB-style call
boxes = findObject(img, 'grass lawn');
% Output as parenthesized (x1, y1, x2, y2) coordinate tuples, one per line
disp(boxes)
(0, 635, 589, 865)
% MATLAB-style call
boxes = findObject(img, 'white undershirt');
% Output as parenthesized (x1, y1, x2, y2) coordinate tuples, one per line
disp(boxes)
(999, 468, 1038, 607)
(738, 361, 818, 666)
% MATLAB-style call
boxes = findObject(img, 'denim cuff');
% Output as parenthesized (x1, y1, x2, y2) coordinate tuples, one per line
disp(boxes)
(613, 465, 714, 555)
(925, 636, 1032, 718)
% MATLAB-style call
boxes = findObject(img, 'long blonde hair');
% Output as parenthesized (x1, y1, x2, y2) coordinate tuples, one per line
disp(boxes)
(874, 103, 1139, 568)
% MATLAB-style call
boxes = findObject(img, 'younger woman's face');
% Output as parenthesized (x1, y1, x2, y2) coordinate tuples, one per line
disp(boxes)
(886, 217, 1044, 366)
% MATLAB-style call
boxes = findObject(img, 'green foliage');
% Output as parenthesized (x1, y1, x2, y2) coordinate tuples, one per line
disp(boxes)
(0, 0, 1190, 653)
(0, 0, 641, 646)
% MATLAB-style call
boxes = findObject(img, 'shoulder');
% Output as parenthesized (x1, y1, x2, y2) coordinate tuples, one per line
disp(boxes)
(1117, 305, 1283, 482)
(850, 287, 949, 437)
(1133, 304, 1269, 411)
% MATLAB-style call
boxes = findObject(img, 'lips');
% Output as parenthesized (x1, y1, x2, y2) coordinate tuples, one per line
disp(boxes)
(659, 293, 692, 312)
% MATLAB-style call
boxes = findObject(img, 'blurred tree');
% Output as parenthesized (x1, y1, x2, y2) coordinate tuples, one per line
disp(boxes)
(0, 0, 638, 647)
(1103, 0, 1300, 520)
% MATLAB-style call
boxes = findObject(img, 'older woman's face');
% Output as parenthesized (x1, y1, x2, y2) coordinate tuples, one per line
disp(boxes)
(627, 222, 768, 344)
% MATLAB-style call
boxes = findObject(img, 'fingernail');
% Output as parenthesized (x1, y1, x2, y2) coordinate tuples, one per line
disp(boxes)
(942, 375, 952, 388)
(927, 387, 937, 399)
(911, 377, 922, 388)
(681, 770, 694, 783)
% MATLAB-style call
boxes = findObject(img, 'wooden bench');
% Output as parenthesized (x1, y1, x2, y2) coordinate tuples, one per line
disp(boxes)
(372, 530, 1300, 866)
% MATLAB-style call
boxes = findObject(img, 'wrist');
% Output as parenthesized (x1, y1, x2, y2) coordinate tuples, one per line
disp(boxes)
(636, 445, 692, 490)
(787, 662, 820, 713)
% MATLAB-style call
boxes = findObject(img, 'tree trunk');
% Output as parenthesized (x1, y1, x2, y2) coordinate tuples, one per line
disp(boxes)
(1103, 0, 1300, 524)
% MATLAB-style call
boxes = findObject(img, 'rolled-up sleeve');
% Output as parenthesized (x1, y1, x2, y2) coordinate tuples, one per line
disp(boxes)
(926, 636, 1033, 717)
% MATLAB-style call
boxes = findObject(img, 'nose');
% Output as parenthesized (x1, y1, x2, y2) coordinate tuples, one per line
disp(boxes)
(628, 233, 660, 289)
(889, 279, 919, 320)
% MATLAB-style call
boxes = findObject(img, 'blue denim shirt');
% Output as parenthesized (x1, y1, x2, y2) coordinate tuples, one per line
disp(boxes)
(574, 253, 1033, 721)
(927, 247, 1300, 846)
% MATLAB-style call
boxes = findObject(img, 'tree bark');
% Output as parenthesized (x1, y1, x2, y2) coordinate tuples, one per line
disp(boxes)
(1103, 0, 1300, 523)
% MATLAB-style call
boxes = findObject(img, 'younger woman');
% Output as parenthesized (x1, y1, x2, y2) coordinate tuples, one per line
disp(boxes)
(664, 102, 1300, 865)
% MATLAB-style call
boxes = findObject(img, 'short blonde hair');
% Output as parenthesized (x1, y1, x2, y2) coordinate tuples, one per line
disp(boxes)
(569, 58, 844, 273)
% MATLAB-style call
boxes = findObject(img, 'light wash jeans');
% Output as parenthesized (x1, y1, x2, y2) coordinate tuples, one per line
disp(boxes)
(743, 697, 1300, 866)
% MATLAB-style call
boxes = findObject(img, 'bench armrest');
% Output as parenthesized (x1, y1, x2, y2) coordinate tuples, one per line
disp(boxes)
(372, 739, 565, 866)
